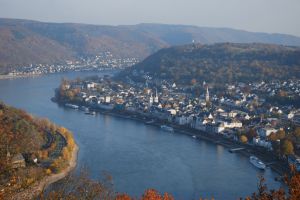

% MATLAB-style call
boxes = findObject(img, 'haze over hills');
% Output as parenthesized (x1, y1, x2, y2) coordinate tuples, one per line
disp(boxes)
(1, 18, 300, 71)
(120, 43, 300, 85)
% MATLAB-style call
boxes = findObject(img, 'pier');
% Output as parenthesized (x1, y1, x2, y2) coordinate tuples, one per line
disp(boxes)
(229, 147, 245, 153)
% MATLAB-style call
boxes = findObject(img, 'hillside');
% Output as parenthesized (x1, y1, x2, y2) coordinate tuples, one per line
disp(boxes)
(1, 18, 300, 72)
(119, 43, 300, 84)
(0, 102, 76, 199)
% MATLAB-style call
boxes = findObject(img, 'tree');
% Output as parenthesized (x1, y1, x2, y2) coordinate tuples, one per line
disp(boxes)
(244, 166, 300, 200)
(277, 130, 286, 140)
(294, 127, 300, 139)
(190, 79, 197, 85)
(115, 194, 132, 200)
(281, 140, 294, 156)
(240, 135, 248, 144)
(268, 132, 277, 141)
(141, 189, 173, 200)
(246, 129, 257, 140)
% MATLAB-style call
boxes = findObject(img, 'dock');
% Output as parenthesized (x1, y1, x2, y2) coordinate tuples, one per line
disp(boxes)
(229, 147, 245, 153)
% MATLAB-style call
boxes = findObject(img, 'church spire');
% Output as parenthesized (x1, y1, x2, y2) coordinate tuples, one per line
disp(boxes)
(154, 88, 159, 103)
(206, 86, 210, 103)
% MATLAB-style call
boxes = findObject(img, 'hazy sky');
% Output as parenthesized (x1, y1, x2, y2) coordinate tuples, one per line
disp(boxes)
(1, 0, 300, 36)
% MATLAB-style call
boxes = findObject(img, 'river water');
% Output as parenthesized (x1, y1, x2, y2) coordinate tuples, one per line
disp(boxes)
(0, 71, 282, 199)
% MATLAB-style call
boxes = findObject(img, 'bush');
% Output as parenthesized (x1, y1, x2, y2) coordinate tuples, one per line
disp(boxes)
(240, 135, 248, 144)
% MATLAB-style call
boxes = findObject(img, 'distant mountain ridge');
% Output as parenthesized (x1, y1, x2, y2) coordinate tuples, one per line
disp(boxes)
(1, 18, 300, 72)
(120, 43, 300, 84)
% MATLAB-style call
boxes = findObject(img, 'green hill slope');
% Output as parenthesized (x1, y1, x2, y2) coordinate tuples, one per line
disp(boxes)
(120, 43, 300, 84)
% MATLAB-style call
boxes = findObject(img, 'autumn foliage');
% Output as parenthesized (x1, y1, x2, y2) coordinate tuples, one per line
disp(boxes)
(0, 102, 77, 198)
(141, 189, 174, 200)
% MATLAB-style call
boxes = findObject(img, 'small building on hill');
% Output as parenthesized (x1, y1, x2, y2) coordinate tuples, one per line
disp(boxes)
(11, 153, 26, 169)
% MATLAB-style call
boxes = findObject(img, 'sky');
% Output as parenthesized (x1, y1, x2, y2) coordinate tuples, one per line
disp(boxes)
(1, 0, 300, 36)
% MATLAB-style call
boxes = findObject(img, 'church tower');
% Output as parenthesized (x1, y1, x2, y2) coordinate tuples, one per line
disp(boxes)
(149, 93, 153, 107)
(154, 88, 159, 103)
(205, 86, 210, 103)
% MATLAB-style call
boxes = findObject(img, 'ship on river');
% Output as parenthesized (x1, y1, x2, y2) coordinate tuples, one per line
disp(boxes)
(250, 156, 266, 170)
(65, 103, 79, 109)
(161, 125, 174, 132)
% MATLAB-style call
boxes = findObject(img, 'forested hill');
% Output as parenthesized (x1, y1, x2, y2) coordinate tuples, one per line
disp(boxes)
(0, 102, 76, 198)
(1, 18, 300, 71)
(119, 43, 300, 84)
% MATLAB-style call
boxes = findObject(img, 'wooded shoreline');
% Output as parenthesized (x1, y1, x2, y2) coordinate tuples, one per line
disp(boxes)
(10, 143, 79, 200)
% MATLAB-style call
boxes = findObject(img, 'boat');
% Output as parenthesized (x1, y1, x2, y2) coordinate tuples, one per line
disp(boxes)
(85, 111, 96, 115)
(192, 135, 197, 139)
(80, 106, 89, 112)
(145, 120, 155, 125)
(160, 125, 174, 132)
(249, 156, 266, 170)
(65, 103, 79, 109)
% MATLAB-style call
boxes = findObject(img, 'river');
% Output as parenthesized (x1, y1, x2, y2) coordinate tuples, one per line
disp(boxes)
(0, 71, 282, 199)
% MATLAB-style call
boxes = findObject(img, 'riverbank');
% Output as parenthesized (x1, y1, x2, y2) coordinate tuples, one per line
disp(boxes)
(10, 143, 79, 200)
(0, 74, 41, 80)
(75, 105, 290, 178)
(125, 113, 287, 175)
(0, 69, 119, 80)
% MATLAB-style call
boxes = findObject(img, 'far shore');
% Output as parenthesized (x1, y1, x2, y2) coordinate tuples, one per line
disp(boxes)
(0, 74, 41, 80)
(11, 142, 79, 200)
(0, 68, 119, 80)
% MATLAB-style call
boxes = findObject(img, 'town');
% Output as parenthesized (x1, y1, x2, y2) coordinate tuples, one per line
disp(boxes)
(5, 52, 139, 77)
(54, 74, 300, 174)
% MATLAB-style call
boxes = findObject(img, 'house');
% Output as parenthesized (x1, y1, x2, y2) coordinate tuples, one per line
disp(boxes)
(223, 119, 243, 128)
(175, 115, 193, 126)
(11, 153, 26, 169)
(257, 127, 278, 138)
(253, 137, 272, 150)
(86, 82, 96, 89)
(214, 122, 225, 133)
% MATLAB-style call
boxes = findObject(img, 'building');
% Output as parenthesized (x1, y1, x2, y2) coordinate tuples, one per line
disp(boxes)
(257, 127, 278, 138)
(206, 86, 210, 103)
(11, 153, 26, 169)
(154, 89, 159, 103)
(148, 93, 153, 107)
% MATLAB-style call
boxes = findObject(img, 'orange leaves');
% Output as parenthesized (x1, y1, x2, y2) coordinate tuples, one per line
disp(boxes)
(114, 189, 174, 200)
(38, 150, 49, 160)
(45, 168, 52, 175)
(115, 194, 132, 200)
(141, 189, 174, 200)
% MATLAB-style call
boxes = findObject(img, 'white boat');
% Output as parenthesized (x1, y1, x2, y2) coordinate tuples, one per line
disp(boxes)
(80, 106, 89, 112)
(145, 120, 155, 125)
(65, 103, 79, 109)
(85, 111, 96, 115)
(250, 156, 266, 170)
(192, 135, 197, 139)
(160, 125, 174, 132)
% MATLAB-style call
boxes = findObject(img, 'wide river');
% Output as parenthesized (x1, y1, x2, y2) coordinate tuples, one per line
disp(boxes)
(0, 71, 282, 199)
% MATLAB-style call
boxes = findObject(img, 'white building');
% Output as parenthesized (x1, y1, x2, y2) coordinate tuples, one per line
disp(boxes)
(257, 127, 278, 138)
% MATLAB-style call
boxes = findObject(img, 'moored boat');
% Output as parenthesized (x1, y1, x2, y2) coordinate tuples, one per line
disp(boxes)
(145, 120, 155, 125)
(80, 106, 89, 112)
(85, 111, 96, 115)
(250, 156, 266, 170)
(160, 125, 174, 132)
(65, 103, 79, 109)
